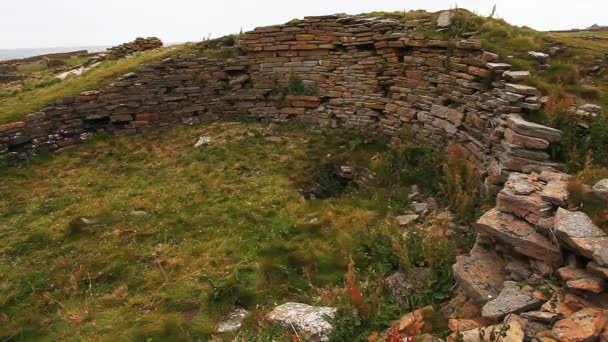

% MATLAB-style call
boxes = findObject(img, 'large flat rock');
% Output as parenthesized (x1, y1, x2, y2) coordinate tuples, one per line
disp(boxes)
(476, 209, 561, 265)
(552, 308, 608, 342)
(554, 208, 608, 267)
(453, 242, 508, 304)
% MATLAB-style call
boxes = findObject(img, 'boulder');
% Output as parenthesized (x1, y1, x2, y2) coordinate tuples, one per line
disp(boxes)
(267, 302, 337, 341)
(592, 179, 608, 201)
(551, 308, 608, 342)
(453, 243, 508, 304)
(554, 208, 608, 266)
(216, 308, 249, 333)
(398, 305, 436, 335)
(476, 209, 561, 265)
(482, 282, 543, 319)
(507, 115, 562, 143)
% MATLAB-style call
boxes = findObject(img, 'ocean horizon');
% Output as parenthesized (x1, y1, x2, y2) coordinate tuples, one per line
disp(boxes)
(0, 46, 110, 61)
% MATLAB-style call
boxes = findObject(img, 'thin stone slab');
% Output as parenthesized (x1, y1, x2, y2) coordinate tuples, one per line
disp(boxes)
(482, 282, 542, 319)
(267, 302, 337, 342)
(507, 115, 562, 143)
(453, 242, 507, 304)
(476, 209, 561, 264)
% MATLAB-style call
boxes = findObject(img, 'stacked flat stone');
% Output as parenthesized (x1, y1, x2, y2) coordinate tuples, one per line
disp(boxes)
(453, 171, 608, 340)
(106, 37, 163, 60)
(0, 14, 558, 191)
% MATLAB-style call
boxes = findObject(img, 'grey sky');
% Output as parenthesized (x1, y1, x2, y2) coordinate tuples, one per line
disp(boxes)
(1, 0, 605, 49)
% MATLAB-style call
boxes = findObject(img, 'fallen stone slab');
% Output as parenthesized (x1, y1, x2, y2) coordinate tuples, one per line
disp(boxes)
(267, 302, 337, 342)
(507, 115, 562, 143)
(476, 209, 561, 265)
(551, 308, 608, 342)
(554, 208, 608, 266)
(453, 243, 508, 304)
(482, 281, 542, 319)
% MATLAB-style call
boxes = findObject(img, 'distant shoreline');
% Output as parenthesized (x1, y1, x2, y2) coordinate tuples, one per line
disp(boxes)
(0, 46, 110, 61)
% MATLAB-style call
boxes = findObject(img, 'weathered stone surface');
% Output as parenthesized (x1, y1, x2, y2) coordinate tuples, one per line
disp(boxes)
(554, 208, 608, 266)
(541, 180, 569, 206)
(267, 302, 336, 341)
(507, 115, 562, 143)
(505, 83, 540, 96)
(459, 321, 525, 342)
(216, 308, 249, 333)
(430, 104, 464, 126)
(396, 214, 420, 226)
(482, 281, 542, 319)
(385, 268, 433, 304)
(505, 128, 550, 150)
(476, 209, 560, 264)
(558, 265, 606, 293)
(503, 70, 531, 81)
(453, 243, 508, 304)
(398, 305, 435, 335)
(551, 308, 608, 342)
(504, 314, 551, 339)
(520, 311, 560, 324)
(496, 173, 553, 226)
(592, 179, 608, 201)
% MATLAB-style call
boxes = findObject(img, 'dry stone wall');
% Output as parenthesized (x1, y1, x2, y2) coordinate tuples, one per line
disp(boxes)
(0, 14, 561, 192)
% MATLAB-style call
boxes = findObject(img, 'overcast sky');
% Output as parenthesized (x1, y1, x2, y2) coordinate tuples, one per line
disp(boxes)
(0, 0, 605, 49)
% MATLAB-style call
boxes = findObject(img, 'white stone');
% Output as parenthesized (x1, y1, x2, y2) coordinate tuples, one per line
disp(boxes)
(267, 302, 337, 342)
(217, 308, 249, 333)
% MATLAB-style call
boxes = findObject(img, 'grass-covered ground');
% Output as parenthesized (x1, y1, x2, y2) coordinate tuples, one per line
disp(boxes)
(0, 122, 466, 341)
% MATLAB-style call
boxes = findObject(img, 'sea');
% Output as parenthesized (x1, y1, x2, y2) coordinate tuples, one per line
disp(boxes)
(0, 46, 110, 61)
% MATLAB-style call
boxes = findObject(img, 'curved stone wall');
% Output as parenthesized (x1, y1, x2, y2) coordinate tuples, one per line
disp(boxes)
(0, 14, 561, 192)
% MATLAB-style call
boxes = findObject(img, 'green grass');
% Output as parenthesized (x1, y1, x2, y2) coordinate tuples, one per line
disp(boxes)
(0, 122, 461, 341)
(0, 44, 197, 124)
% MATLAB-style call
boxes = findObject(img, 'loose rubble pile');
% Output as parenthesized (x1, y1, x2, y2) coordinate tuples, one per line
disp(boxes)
(449, 171, 608, 341)
(106, 37, 163, 60)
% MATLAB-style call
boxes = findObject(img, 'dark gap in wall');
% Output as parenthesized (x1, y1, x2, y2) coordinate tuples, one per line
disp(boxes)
(396, 46, 414, 63)
(355, 43, 376, 52)
(442, 99, 458, 108)
(84, 116, 111, 129)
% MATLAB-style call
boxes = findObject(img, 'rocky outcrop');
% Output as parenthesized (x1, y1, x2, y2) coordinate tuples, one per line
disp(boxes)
(452, 170, 608, 339)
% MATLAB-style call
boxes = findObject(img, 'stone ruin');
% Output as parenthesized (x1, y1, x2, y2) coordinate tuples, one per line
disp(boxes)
(106, 37, 163, 60)
(1, 13, 607, 340)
